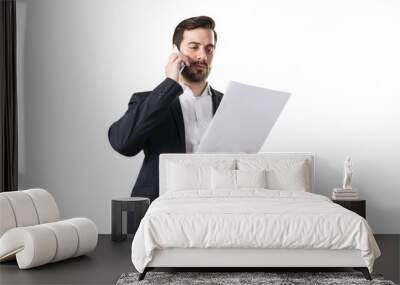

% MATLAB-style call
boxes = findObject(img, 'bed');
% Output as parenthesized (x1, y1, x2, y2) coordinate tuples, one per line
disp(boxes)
(131, 153, 381, 281)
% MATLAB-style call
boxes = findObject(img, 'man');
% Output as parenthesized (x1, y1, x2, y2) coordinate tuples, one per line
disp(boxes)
(108, 16, 223, 202)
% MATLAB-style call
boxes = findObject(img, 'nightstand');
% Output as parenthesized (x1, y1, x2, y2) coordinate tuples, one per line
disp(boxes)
(332, 199, 366, 219)
(111, 197, 150, 242)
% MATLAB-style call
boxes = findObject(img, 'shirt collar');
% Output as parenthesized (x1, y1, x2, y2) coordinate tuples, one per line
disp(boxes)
(179, 81, 212, 98)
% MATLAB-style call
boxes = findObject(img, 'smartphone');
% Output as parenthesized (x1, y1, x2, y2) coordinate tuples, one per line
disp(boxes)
(179, 62, 186, 73)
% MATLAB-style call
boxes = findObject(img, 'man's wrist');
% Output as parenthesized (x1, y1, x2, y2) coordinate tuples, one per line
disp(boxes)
(166, 76, 178, 83)
(164, 77, 183, 94)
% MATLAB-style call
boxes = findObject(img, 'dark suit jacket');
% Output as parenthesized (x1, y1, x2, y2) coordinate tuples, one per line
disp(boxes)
(108, 77, 224, 201)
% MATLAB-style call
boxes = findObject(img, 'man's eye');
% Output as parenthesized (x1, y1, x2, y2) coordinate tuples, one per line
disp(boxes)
(189, 46, 198, 49)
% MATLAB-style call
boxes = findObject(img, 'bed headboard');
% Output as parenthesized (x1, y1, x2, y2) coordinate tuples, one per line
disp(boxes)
(159, 152, 315, 195)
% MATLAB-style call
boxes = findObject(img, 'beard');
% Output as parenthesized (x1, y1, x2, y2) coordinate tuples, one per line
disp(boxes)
(181, 61, 211, 83)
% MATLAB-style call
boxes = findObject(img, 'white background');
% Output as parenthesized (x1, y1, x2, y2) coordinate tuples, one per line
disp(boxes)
(16, 0, 400, 233)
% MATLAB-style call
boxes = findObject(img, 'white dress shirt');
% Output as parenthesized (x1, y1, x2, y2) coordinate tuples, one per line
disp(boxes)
(179, 82, 213, 153)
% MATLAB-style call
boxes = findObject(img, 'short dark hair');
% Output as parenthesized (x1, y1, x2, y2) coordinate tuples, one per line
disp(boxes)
(172, 16, 217, 50)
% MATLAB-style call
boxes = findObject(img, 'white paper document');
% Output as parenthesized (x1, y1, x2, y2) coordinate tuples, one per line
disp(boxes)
(196, 81, 291, 153)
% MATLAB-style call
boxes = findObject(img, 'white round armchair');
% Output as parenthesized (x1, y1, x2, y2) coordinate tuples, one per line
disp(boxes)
(0, 188, 98, 269)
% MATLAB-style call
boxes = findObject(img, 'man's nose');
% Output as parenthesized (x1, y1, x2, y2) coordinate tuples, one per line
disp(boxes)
(196, 47, 208, 61)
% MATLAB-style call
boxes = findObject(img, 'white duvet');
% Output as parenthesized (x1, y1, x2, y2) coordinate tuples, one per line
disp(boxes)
(131, 190, 380, 273)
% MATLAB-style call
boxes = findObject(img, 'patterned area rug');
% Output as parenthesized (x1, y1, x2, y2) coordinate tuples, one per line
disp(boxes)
(116, 271, 396, 285)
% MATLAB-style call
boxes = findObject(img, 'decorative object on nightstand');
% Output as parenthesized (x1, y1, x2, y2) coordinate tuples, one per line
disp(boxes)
(332, 188, 359, 200)
(332, 199, 366, 219)
(111, 197, 150, 242)
(332, 156, 359, 200)
(342, 156, 353, 190)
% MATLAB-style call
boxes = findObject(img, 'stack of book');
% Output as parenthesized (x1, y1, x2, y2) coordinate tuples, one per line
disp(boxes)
(332, 188, 359, 200)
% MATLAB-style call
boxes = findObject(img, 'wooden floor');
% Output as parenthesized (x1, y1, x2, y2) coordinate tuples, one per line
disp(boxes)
(0, 234, 398, 285)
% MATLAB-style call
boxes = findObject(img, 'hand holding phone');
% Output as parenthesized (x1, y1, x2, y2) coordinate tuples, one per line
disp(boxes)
(165, 45, 190, 82)
(173, 45, 188, 73)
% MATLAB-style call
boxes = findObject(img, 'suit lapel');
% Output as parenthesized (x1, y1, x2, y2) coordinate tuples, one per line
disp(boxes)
(170, 97, 186, 152)
(210, 86, 222, 115)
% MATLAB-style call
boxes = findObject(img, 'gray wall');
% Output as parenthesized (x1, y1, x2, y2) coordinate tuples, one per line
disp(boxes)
(16, 0, 400, 234)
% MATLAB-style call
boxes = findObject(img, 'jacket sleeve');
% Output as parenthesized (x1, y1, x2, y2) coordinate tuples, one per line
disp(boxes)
(108, 77, 183, 157)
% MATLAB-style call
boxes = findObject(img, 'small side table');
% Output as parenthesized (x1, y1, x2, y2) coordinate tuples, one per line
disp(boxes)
(111, 197, 150, 242)
(332, 199, 366, 219)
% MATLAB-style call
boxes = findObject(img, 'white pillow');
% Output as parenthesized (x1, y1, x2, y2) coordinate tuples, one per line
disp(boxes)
(166, 159, 235, 192)
(236, 169, 267, 188)
(237, 159, 310, 191)
(211, 168, 268, 190)
(167, 162, 209, 191)
(211, 168, 236, 190)
(267, 165, 306, 191)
